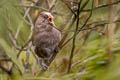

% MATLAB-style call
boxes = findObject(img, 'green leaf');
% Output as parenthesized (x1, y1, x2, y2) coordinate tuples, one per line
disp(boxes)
(0, 38, 24, 73)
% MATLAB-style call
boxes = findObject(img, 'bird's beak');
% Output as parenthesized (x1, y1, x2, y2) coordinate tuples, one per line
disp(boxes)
(49, 21, 54, 25)
(48, 15, 54, 25)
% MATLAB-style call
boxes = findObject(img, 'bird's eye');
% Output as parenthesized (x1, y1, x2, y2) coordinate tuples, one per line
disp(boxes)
(43, 15, 48, 19)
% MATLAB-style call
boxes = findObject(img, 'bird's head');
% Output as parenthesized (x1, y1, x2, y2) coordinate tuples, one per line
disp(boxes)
(39, 12, 54, 25)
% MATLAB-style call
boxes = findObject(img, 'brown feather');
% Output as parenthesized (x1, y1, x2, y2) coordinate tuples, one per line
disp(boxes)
(32, 12, 61, 59)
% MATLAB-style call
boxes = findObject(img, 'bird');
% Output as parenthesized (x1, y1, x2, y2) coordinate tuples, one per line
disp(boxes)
(32, 12, 61, 70)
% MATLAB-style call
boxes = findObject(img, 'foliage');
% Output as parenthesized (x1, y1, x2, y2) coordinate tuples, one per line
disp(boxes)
(0, 0, 120, 80)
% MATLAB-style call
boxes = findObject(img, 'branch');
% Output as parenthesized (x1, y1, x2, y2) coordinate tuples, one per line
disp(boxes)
(9, 0, 38, 72)
(61, 19, 120, 33)
(0, 58, 11, 61)
(59, 0, 81, 47)
(24, 0, 39, 18)
(59, 0, 90, 48)
(17, 5, 48, 11)
(83, 19, 120, 31)
(61, 0, 77, 16)
(61, 17, 120, 48)
(82, 0, 120, 12)
(46, 0, 50, 9)
(61, 0, 94, 49)
(48, 0, 57, 12)
(0, 65, 12, 75)
(67, 0, 81, 73)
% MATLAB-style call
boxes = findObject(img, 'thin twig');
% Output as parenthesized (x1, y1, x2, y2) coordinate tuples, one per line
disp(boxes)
(0, 58, 11, 61)
(24, 0, 39, 18)
(82, 0, 120, 12)
(8, 28, 23, 51)
(61, 19, 120, 33)
(49, 0, 56, 12)
(0, 65, 12, 75)
(17, 1, 120, 13)
(10, 0, 37, 72)
(17, 5, 48, 11)
(46, 0, 50, 9)
(9, 38, 31, 72)
(67, 0, 81, 73)
(61, 0, 77, 16)
(59, 0, 84, 48)
(60, 0, 90, 48)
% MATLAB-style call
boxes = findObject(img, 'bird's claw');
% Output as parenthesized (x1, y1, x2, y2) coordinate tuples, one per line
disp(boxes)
(41, 64, 49, 71)
(40, 59, 49, 71)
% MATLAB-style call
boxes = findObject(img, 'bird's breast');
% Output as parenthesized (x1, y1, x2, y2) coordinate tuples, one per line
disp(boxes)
(33, 27, 61, 47)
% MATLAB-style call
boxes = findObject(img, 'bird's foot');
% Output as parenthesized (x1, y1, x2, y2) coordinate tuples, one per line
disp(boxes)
(24, 62, 29, 69)
(40, 59, 49, 71)
(41, 64, 49, 71)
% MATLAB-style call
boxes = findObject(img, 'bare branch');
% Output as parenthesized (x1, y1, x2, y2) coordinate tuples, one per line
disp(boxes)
(49, 0, 57, 12)
(24, 0, 39, 18)
(61, 0, 77, 16)
(46, 0, 51, 9)
(67, 0, 81, 73)
(17, 5, 48, 11)
(82, 0, 120, 12)
(61, 0, 93, 49)
(0, 65, 12, 75)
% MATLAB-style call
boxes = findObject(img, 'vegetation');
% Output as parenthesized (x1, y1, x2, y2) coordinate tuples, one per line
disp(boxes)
(0, 0, 120, 80)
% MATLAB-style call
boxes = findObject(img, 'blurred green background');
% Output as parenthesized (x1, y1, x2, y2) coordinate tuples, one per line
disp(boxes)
(0, 0, 120, 80)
